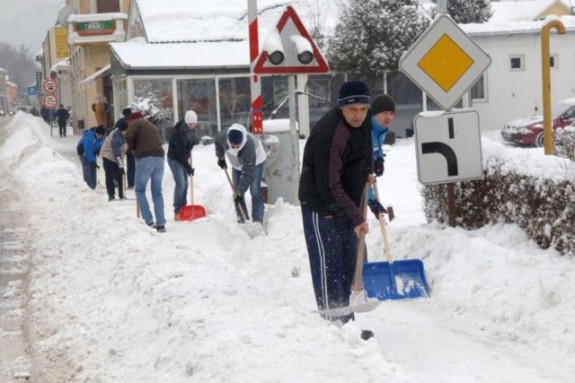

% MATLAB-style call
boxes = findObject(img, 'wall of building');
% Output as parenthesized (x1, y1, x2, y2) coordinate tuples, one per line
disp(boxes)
(471, 30, 575, 131)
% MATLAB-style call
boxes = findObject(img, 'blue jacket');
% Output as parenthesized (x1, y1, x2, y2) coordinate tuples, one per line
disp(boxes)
(78, 128, 105, 163)
(371, 115, 389, 160)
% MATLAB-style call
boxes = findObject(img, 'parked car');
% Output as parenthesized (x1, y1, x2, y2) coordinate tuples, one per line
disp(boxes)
(501, 98, 575, 147)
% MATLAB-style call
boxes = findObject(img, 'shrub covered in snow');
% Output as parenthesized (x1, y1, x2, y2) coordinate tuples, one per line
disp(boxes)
(554, 126, 575, 162)
(422, 138, 575, 255)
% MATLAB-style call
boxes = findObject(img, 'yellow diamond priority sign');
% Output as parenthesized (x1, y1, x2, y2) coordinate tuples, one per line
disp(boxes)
(400, 15, 491, 110)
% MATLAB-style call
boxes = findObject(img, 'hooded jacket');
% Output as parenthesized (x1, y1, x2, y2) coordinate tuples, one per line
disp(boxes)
(298, 107, 372, 227)
(215, 123, 267, 194)
(100, 128, 127, 163)
(167, 119, 200, 173)
(77, 127, 106, 164)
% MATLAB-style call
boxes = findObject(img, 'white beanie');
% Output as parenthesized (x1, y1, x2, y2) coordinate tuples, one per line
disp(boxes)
(185, 110, 198, 124)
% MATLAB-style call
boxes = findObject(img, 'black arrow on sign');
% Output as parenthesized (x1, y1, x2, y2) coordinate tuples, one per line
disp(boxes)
(422, 142, 458, 176)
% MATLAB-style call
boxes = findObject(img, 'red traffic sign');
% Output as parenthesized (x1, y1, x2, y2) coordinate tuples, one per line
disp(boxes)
(254, 6, 329, 75)
(43, 94, 58, 109)
(43, 78, 58, 93)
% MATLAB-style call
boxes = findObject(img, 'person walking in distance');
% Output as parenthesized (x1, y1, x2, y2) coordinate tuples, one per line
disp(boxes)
(215, 123, 267, 224)
(298, 80, 375, 340)
(124, 111, 167, 233)
(167, 110, 200, 221)
(55, 104, 69, 137)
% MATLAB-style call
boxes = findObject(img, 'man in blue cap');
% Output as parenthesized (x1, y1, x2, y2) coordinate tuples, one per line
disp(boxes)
(298, 80, 374, 340)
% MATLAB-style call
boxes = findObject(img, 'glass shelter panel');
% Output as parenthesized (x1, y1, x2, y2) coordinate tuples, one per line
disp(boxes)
(177, 78, 217, 138)
(218, 77, 251, 130)
(132, 78, 174, 142)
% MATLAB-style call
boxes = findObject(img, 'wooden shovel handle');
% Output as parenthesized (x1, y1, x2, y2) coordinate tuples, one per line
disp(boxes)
(189, 154, 194, 205)
(373, 182, 393, 263)
(351, 185, 369, 293)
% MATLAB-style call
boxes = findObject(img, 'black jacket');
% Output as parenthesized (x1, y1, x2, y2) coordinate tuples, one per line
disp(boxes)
(167, 119, 199, 173)
(298, 107, 372, 227)
(55, 108, 69, 123)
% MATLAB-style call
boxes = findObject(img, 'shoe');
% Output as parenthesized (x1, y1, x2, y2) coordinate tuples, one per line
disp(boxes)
(146, 222, 155, 228)
(174, 214, 180, 222)
(156, 225, 166, 233)
(108, 196, 115, 201)
(360, 330, 374, 341)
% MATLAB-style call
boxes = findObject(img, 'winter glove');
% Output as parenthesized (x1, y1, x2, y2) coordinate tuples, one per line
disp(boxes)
(234, 194, 245, 205)
(186, 167, 195, 176)
(119, 167, 126, 176)
(218, 158, 227, 169)
(92, 162, 100, 170)
(368, 199, 387, 219)
(374, 157, 384, 177)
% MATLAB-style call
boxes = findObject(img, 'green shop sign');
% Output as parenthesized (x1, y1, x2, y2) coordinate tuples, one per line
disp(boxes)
(76, 21, 115, 36)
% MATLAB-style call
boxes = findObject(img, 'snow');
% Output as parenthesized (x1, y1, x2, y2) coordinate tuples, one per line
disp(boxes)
(1, 112, 575, 382)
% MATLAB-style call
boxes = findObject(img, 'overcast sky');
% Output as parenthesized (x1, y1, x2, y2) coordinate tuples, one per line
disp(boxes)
(0, 0, 63, 54)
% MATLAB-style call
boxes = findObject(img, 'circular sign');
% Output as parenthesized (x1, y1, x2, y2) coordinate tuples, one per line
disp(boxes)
(44, 95, 58, 108)
(43, 78, 57, 93)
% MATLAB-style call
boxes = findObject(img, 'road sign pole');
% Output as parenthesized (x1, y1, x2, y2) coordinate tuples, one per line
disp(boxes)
(248, 0, 263, 136)
(288, 75, 300, 203)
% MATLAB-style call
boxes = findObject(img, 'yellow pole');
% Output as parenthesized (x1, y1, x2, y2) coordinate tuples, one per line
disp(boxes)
(541, 19, 565, 155)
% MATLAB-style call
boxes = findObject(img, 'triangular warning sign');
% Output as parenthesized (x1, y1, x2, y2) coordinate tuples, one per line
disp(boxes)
(253, 6, 330, 75)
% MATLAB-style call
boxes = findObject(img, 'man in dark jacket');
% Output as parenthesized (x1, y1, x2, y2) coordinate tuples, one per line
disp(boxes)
(167, 110, 200, 220)
(125, 112, 167, 233)
(55, 104, 69, 137)
(298, 80, 374, 338)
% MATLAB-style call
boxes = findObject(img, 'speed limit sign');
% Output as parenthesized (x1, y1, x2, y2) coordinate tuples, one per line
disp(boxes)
(44, 94, 58, 109)
(43, 78, 57, 94)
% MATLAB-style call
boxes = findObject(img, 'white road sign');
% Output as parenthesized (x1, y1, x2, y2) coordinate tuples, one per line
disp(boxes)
(399, 15, 491, 111)
(414, 109, 483, 185)
(43, 78, 58, 94)
(43, 94, 58, 109)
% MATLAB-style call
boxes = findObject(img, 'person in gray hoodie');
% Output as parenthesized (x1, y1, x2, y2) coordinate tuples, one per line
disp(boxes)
(100, 119, 128, 201)
(215, 123, 267, 223)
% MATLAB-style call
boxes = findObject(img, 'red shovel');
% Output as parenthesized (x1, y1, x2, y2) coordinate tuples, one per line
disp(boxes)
(179, 153, 206, 221)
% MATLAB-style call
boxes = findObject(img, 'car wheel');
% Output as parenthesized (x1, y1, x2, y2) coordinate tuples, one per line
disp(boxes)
(535, 132, 544, 147)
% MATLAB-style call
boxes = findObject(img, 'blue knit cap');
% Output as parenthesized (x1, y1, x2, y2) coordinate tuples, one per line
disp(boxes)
(228, 129, 243, 145)
(337, 80, 371, 107)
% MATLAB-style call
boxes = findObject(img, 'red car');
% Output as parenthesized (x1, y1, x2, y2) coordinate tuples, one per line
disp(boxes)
(501, 98, 575, 147)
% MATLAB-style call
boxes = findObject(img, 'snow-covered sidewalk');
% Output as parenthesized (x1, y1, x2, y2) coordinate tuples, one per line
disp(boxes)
(1, 112, 574, 382)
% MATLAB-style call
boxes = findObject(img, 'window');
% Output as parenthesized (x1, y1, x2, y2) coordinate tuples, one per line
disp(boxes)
(97, 0, 120, 13)
(133, 78, 174, 142)
(218, 77, 251, 130)
(550, 54, 558, 69)
(470, 74, 487, 102)
(177, 78, 216, 138)
(510, 55, 524, 71)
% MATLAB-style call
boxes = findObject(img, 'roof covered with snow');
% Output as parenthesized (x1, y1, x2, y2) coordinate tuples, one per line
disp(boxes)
(113, 0, 575, 71)
(135, 0, 339, 44)
(113, 0, 339, 70)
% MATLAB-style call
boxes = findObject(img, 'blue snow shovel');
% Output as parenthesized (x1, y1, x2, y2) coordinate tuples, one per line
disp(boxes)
(362, 183, 431, 301)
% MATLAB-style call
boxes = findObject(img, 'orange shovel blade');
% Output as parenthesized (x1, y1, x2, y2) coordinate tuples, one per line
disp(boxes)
(179, 205, 206, 221)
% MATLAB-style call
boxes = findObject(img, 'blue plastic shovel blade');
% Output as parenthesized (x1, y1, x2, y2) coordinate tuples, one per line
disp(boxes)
(363, 260, 431, 301)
